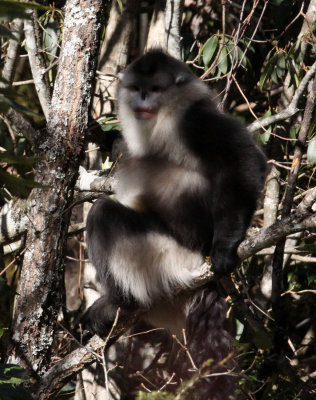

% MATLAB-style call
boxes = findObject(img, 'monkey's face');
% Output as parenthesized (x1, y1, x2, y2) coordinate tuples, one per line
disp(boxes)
(119, 70, 174, 121)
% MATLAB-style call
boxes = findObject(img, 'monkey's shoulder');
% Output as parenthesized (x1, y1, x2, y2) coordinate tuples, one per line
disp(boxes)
(177, 96, 265, 167)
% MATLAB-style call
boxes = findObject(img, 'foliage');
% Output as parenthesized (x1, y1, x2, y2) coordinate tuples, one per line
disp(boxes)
(0, 1, 55, 201)
(0, 0, 51, 21)
(199, 34, 252, 77)
(0, 364, 33, 400)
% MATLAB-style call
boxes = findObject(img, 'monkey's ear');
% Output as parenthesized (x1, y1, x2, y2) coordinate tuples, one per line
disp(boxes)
(175, 73, 191, 85)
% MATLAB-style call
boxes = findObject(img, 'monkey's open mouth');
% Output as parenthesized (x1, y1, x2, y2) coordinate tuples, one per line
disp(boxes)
(134, 107, 157, 120)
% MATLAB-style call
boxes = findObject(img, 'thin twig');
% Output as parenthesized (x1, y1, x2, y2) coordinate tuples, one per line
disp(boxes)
(248, 61, 316, 133)
(232, 75, 296, 140)
(24, 14, 51, 120)
(200, 0, 227, 80)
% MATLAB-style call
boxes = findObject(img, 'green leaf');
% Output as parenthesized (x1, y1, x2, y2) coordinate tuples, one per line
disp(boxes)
(276, 52, 286, 69)
(218, 46, 228, 74)
(237, 46, 247, 67)
(0, 365, 34, 400)
(275, 52, 286, 80)
(43, 19, 59, 61)
(307, 138, 316, 164)
(0, 152, 40, 167)
(259, 54, 278, 91)
(271, 69, 279, 84)
(254, 109, 273, 144)
(276, 66, 285, 79)
(116, 0, 123, 13)
(0, 168, 46, 198)
(307, 273, 316, 285)
(0, 88, 40, 117)
(101, 122, 120, 132)
(0, 0, 54, 21)
(201, 35, 219, 67)
(287, 59, 299, 89)
(0, 0, 52, 11)
(0, 364, 26, 383)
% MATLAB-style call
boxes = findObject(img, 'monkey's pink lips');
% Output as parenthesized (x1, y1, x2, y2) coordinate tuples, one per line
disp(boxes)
(134, 107, 157, 120)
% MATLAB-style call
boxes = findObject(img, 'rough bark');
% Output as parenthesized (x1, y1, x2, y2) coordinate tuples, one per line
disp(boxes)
(146, 0, 167, 50)
(92, 0, 137, 117)
(146, 0, 184, 58)
(260, 166, 280, 299)
(0, 19, 24, 88)
(165, 0, 184, 58)
(24, 14, 51, 120)
(7, 0, 105, 378)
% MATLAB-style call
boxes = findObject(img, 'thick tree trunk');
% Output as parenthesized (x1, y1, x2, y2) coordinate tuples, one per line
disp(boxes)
(8, 0, 105, 379)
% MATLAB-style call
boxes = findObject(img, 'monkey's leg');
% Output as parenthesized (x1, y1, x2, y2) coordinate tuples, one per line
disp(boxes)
(185, 283, 236, 400)
(211, 201, 252, 275)
(84, 197, 154, 337)
(81, 293, 139, 338)
(85, 197, 203, 337)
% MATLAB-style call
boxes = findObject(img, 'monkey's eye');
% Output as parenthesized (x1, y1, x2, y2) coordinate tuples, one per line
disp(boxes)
(151, 85, 163, 93)
(128, 85, 140, 92)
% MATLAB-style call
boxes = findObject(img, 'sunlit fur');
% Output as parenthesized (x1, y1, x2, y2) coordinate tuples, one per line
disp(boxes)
(85, 50, 266, 400)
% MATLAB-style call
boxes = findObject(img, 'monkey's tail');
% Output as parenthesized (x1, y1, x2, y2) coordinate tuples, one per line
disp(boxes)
(184, 283, 237, 400)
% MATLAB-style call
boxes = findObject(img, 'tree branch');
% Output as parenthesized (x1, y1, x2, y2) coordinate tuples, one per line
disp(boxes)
(146, 0, 166, 51)
(0, 19, 24, 87)
(0, 199, 29, 245)
(6, 108, 39, 145)
(8, 0, 105, 375)
(0, 167, 114, 244)
(75, 166, 115, 193)
(30, 335, 104, 400)
(238, 211, 315, 261)
(165, 0, 184, 59)
(248, 61, 316, 133)
(24, 13, 51, 120)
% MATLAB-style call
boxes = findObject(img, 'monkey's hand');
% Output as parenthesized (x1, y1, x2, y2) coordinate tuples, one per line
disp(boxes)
(210, 244, 239, 276)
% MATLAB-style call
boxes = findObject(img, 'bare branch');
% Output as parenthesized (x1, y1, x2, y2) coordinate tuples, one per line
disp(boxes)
(238, 212, 315, 261)
(31, 335, 104, 400)
(24, 14, 51, 120)
(0, 19, 24, 87)
(6, 108, 38, 145)
(75, 166, 116, 193)
(0, 200, 28, 245)
(297, 186, 316, 213)
(248, 61, 316, 133)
